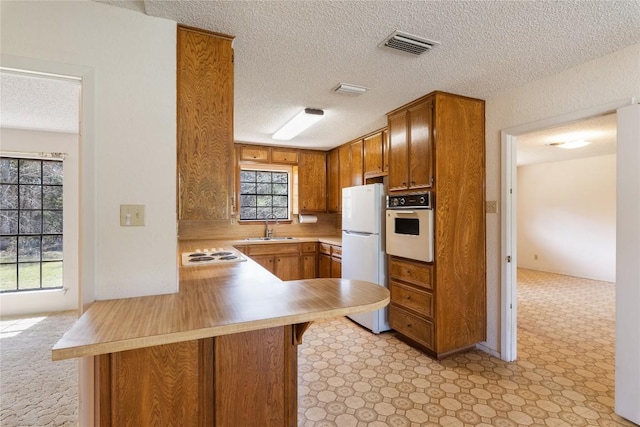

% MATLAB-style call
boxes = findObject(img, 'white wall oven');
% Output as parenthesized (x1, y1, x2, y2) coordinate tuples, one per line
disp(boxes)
(385, 192, 434, 263)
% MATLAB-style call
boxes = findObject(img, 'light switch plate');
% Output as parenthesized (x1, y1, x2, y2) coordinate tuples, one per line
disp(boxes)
(120, 204, 145, 226)
(486, 200, 498, 214)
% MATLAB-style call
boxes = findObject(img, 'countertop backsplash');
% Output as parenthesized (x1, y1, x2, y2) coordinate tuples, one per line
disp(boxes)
(178, 212, 340, 241)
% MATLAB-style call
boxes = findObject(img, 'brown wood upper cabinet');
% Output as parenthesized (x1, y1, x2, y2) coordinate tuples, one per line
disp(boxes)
(177, 26, 234, 221)
(271, 148, 299, 164)
(327, 148, 340, 213)
(298, 151, 327, 213)
(363, 129, 389, 178)
(238, 145, 299, 164)
(387, 97, 433, 192)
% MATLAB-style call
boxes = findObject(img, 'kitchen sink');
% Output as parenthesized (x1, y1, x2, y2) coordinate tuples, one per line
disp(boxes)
(243, 237, 298, 241)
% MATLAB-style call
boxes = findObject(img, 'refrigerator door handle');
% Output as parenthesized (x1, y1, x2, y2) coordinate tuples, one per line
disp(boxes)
(344, 230, 373, 237)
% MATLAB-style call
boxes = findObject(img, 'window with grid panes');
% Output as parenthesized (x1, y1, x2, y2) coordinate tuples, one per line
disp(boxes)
(0, 157, 63, 293)
(239, 169, 290, 221)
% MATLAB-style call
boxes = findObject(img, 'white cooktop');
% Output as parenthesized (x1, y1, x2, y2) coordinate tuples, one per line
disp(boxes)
(181, 247, 247, 267)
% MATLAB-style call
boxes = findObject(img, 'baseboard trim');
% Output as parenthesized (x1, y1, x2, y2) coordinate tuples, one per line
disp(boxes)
(475, 342, 501, 359)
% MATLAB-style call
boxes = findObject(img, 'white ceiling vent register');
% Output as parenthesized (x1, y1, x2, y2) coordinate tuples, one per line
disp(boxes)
(379, 31, 440, 56)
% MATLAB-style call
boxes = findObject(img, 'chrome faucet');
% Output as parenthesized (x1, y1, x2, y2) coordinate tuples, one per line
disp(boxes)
(265, 213, 279, 238)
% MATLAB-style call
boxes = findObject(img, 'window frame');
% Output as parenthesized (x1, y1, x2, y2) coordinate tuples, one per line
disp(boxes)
(0, 156, 64, 293)
(237, 164, 294, 223)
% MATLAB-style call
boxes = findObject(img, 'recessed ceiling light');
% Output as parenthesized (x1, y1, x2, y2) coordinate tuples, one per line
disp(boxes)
(272, 108, 324, 141)
(547, 140, 592, 149)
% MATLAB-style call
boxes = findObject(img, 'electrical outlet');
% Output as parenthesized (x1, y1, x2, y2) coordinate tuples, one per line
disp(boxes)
(486, 200, 498, 214)
(120, 205, 145, 226)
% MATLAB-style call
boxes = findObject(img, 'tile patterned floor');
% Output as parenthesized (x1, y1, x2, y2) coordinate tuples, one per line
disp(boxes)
(298, 269, 637, 427)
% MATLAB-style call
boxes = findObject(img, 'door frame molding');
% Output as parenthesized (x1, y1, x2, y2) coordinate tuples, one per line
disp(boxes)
(500, 97, 636, 362)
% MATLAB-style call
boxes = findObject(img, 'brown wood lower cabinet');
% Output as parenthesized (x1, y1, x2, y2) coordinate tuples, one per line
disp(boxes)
(97, 325, 303, 426)
(245, 243, 301, 280)
(388, 255, 484, 359)
(318, 243, 341, 278)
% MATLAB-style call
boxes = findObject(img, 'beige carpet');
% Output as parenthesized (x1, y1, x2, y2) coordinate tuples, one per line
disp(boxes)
(0, 311, 78, 427)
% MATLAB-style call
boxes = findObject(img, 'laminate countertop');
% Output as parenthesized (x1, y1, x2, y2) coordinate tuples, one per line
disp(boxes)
(52, 238, 385, 361)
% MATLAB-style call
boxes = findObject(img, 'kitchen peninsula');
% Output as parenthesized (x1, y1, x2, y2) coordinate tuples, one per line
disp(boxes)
(52, 249, 388, 426)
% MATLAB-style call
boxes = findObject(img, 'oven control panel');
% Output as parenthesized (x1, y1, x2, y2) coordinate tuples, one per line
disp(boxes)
(387, 192, 432, 209)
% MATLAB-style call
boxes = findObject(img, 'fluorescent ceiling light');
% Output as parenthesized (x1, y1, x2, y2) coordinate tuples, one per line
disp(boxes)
(272, 108, 324, 141)
(333, 83, 368, 95)
(547, 140, 592, 149)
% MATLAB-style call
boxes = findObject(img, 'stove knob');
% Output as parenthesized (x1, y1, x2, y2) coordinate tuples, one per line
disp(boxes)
(399, 198, 406, 205)
(419, 196, 426, 205)
(392, 198, 399, 207)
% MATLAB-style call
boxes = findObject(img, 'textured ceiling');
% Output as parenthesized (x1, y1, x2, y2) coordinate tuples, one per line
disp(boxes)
(516, 113, 617, 166)
(6, 1, 640, 155)
(0, 71, 81, 134)
(112, 0, 640, 151)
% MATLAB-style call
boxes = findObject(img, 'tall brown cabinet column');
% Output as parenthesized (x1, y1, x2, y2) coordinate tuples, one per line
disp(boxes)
(177, 26, 234, 229)
(387, 91, 486, 359)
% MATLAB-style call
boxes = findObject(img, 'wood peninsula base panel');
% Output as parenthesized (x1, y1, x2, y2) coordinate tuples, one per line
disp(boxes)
(97, 326, 299, 427)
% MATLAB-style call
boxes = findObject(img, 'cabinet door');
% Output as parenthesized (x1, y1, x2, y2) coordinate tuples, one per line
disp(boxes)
(327, 149, 340, 213)
(298, 151, 327, 212)
(252, 255, 275, 274)
(177, 27, 234, 220)
(275, 254, 301, 281)
(271, 148, 299, 164)
(350, 139, 363, 186)
(364, 132, 383, 176)
(318, 254, 331, 278)
(239, 145, 270, 162)
(302, 254, 316, 279)
(387, 110, 409, 191)
(97, 339, 212, 426)
(330, 258, 342, 278)
(382, 129, 389, 173)
(407, 100, 433, 189)
(338, 144, 351, 193)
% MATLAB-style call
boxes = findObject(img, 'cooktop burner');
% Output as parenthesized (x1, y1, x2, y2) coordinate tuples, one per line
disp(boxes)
(210, 251, 232, 256)
(181, 248, 246, 267)
(190, 256, 215, 262)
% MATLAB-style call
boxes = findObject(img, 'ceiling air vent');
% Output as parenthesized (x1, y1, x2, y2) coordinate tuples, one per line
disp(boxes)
(379, 31, 439, 56)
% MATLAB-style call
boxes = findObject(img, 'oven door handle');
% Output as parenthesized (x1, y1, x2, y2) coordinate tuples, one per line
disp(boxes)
(394, 210, 416, 214)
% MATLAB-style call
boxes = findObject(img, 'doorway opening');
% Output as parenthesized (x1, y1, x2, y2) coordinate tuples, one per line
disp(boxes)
(500, 99, 632, 362)
(0, 68, 81, 316)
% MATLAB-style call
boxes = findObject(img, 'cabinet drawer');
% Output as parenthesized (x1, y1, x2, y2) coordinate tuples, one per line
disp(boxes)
(390, 280, 433, 318)
(247, 243, 300, 256)
(319, 243, 331, 255)
(240, 146, 269, 162)
(301, 242, 317, 253)
(389, 305, 434, 348)
(271, 149, 299, 164)
(389, 257, 432, 290)
(331, 245, 342, 259)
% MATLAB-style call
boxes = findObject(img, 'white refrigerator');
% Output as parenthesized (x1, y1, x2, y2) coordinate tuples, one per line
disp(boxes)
(342, 183, 390, 334)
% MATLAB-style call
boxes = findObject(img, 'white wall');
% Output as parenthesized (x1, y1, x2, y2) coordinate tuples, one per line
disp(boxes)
(0, 128, 80, 315)
(517, 155, 616, 282)
(0, 1, 177, 300)
(615, 104, 640, 425)
(484, 43, 640, 354)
